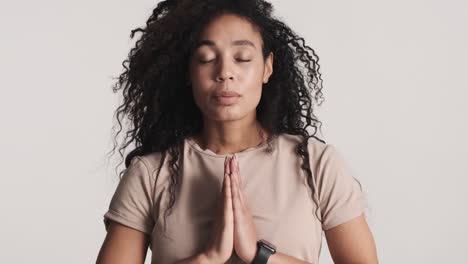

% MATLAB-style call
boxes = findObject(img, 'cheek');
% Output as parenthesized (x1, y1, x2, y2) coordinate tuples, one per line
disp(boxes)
(241, 67, 264, 103)
(244, 84, 263, 110)
(189, 73, 211, 101)
(191, 85, 208, 110)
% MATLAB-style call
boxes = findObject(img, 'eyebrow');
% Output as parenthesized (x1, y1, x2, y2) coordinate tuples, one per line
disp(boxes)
(194, 39, 256, 49)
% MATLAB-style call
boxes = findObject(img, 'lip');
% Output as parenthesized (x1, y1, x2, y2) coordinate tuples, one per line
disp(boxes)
(213, 90, 241, 97)
(212, 90, 241, 106)
(213, 95, 241, 105)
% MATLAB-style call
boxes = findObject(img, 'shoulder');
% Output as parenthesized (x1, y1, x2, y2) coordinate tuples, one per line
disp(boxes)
(277, 133, 330, 156)
(278, 133, 343, 171)
(126, 151, 167, 183)
(307, 140, 343, 173)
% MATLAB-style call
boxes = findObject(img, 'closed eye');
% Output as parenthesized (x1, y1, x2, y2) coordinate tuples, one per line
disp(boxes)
(198, 58, 251, 64)
(198, 59, 214, 64)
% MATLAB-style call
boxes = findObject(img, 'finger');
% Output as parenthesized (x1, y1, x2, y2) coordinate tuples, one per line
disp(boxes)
(226, 156, 231, 176)
(224, 156, 230, 198)
(230, 156, 240, 203)
(229, 155, 235, 177)
(237, 160, 243, 187)
(234, 154, 243, 187)
(221, 156, 228, 194)
(233, 155, 246, 206)
(230, 156, 242, 213)
(224, 156, 228, 176)
(221, 157, 228, 197)
(217, 158, 226, 217)
(224, 163, 232, 212)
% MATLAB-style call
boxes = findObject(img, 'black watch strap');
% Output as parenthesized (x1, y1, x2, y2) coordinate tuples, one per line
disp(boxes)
(251, 239, 276, 264)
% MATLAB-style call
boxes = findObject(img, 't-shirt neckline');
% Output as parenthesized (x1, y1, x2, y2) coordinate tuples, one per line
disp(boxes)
(185, 135, 278, 158)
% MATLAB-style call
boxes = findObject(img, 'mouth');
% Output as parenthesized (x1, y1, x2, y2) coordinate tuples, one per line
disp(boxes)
(213, 95, 241, 106)
(213, 90, 241, 97)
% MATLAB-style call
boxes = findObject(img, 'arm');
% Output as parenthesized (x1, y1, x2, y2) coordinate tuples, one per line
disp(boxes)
(96, 221, 150, 264)
(268, 214, 377, 264)
(175, 253, 212, 264)
(177, 252, 314, 264)
(324, 214, 378, 264)
(310, 145, 378, 264)
(268, 251, 314, 264)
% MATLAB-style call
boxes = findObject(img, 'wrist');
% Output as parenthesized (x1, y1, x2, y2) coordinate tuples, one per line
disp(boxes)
(247, 245, 259, 264)
(198, 251, 222, 264)
(196, 252, 211, 264)
(251, 239, 277, 264)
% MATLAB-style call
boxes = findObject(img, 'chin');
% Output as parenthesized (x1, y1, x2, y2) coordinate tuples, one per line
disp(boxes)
(200, 100, 256, 122)
(208, 108, 244, 122)
(213, 112, 243, 122)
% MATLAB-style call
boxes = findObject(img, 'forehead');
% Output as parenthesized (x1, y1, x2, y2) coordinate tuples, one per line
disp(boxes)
(195, 14, 262, 50)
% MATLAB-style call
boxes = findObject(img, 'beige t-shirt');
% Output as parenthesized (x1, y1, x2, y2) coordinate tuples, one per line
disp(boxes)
(102, 133, 368, 264)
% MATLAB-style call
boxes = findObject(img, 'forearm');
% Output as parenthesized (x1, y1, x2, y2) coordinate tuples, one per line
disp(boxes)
(268, 251, 314, 264)
(174, 251, 314, 264)
(175, 253, 211, 264)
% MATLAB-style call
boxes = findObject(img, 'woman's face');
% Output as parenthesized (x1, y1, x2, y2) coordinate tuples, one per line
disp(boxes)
(188, 13, 273, 122)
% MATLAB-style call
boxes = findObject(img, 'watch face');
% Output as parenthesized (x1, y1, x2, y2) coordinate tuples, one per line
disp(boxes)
(259, 239, 276, 253)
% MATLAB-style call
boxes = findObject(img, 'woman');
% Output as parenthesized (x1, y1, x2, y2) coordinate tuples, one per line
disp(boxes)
(96, 0, 378, 263)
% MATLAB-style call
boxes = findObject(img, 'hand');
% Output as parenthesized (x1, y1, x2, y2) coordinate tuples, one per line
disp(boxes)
(202, 156, 235, 263)
(230, 154, 259, 264)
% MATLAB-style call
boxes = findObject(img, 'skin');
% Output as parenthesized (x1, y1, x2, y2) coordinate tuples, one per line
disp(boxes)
(96, 13, 378, 264)
(224, 155, 379, 264)
(187, 13, 274, 154)
(228, 154, 258, 263)
(188, 13, 378, 264)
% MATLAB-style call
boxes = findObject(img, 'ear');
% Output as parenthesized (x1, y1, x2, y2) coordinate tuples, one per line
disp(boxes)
(263, 52, 274, 83)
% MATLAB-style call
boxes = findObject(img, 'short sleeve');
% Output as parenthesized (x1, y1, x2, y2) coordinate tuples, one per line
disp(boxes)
(315, 145, 368, 231)
(103, 156, 155, 235)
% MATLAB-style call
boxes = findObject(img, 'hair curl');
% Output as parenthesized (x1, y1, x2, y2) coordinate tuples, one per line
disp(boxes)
(106, 0, 359, 236)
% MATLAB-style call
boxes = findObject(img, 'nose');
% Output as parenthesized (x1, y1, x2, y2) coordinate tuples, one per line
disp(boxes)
(215, 58, 234, 82)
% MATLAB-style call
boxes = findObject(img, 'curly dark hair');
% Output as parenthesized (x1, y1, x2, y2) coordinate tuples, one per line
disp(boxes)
(105, 0, 354, 236)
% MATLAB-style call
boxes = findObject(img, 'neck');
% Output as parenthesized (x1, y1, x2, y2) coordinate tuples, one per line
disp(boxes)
(193, 116, 268, 155)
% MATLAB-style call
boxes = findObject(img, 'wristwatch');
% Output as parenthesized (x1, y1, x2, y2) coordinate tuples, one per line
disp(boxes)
(251, 239, 276, 264)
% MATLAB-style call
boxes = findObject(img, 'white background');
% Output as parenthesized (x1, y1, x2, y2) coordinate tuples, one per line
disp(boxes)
(0, 0, 467, 263)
